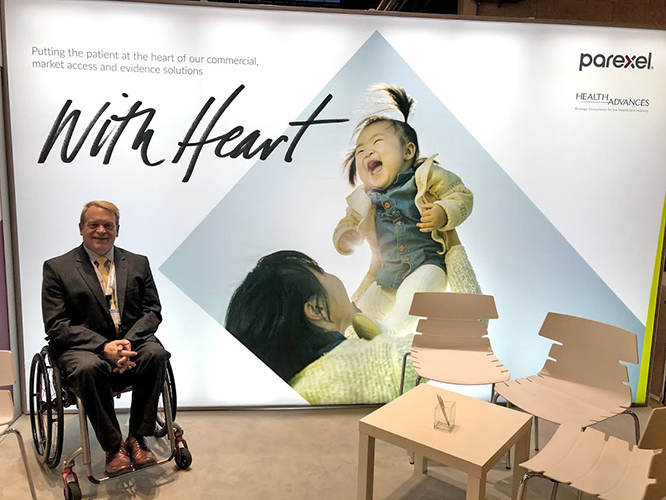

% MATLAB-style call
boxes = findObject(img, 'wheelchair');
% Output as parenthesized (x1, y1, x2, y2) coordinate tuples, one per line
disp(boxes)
(29, 344, 192, 500)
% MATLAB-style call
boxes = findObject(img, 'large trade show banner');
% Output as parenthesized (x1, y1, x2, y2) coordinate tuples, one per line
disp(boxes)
(4, 0, 666, 406)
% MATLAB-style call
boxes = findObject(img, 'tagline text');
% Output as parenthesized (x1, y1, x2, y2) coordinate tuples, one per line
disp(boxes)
(31, 46, 259, 77)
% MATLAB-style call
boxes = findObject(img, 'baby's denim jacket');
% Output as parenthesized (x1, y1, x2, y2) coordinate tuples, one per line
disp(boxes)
(368, 168, 446, 290)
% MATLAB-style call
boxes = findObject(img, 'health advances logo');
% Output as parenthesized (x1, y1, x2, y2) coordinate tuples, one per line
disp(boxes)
(579, 52, 653, 71)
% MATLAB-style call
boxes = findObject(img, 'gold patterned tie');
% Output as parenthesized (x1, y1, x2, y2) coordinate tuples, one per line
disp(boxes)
(95, 256, 115, 309)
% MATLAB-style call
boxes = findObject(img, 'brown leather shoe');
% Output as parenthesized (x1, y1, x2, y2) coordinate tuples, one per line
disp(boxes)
(126, 435, 157, 469)
(105, 441, 132, 477)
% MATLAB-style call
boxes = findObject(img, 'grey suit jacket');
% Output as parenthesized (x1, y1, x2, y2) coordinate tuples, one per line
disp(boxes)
(42, 244, 162, 354)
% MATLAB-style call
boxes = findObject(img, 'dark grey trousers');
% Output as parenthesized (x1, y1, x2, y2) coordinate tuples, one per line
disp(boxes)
(58, 339, 170, 451)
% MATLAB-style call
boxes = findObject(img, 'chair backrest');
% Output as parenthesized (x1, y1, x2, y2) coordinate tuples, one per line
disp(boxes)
(0, 350, 16, 387)
(412, 292, 496, 339)
(639, 407, 666, 500)
(416, 318, 488, 338)
(409, 292, 498, 321)
(537, 312, 638, 393)
(0, 351, 16, 427)
(409, 293, 510, 385)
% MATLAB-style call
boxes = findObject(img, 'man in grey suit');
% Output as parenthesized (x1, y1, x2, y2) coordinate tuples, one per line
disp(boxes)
(42, 200, 169, 476)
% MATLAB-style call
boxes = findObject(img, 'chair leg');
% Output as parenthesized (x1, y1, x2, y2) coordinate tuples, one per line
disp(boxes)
(501, 399, 512, 469)
(576, 490, 583, 500)
(516, 478, 527, 500)
(534, 416, 540, 451)
(403, 357, 417, 466)
(399, 353, 410, 396)
(550, 481, 559, 500)
(6, 428, 38, 500)
(517, 472, 541, 500)
(624, 409, 641, 445)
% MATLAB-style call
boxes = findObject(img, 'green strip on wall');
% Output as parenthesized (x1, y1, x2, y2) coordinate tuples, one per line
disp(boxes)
(637, 194, 666, 404)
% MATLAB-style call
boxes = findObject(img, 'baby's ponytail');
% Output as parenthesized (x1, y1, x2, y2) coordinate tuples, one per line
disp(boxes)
(376, 84, 415, 125)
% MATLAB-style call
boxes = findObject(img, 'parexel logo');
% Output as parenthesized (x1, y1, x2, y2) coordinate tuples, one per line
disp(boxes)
(579, 52, 653, 71)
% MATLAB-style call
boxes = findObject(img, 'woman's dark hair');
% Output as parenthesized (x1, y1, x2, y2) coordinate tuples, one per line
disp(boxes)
(344, 84, 423, 186)
(225, 250, 343, 383)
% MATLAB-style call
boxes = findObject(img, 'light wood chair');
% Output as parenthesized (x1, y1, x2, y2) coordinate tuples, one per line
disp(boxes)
(399, 292, 513, 467)
(399, 292, 510, 399)
(0, 350, 37, 500)
(495, 312, 641, 451)
(517, 406, 666, 500)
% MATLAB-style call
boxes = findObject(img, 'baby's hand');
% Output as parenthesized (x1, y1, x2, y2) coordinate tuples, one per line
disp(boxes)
(339, 230, 364, 253)
(417, 203, 448, 232)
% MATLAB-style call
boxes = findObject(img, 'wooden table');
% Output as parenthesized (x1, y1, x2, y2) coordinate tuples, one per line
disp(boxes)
(357, 384, 532, 500)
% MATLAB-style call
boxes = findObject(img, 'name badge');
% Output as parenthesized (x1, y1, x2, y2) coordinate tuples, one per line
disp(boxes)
(110, 308, 121, 326)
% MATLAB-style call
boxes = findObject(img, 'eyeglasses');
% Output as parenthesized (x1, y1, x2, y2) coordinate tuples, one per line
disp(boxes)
(85, 222, 116, 231)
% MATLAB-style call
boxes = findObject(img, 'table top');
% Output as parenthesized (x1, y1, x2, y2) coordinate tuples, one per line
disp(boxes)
(359, 384, 532, 474)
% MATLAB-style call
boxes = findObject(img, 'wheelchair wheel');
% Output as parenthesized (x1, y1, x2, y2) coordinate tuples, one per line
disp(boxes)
(154, 360, 177, 438)
(29, 348, 65, 469)
(175, 447, 192, 469)
(64, 481, 81, 500)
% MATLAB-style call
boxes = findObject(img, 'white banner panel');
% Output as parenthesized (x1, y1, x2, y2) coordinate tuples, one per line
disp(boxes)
(5, 0, 666, 406)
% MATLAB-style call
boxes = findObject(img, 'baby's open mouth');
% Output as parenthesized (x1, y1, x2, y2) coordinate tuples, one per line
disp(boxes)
(367, 160, 382, 175)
